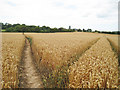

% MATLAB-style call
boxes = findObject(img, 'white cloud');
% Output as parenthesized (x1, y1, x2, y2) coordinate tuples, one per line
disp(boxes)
(0, 0, 119, 31)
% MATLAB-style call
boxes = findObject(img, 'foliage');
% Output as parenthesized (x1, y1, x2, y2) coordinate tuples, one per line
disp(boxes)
(2, 23, 75, 33)
(1, 23, 119, 34)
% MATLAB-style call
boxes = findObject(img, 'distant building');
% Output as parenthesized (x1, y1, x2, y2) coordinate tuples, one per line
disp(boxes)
(69, 26, 71, 29)
(74, 28, 78, 32)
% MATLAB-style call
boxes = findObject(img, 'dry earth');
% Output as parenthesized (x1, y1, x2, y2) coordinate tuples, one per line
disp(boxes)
(19, 39, 43, 88)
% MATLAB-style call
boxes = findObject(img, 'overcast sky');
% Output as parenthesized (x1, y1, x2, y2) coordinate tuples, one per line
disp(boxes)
(0, 0, 119, 31)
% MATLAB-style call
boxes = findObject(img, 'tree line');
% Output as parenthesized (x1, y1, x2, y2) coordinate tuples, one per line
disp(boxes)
(2, 23, 75, 33)
(1, 23, 120, 34)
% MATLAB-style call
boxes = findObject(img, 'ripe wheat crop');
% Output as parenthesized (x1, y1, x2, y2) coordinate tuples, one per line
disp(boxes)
(1, 32, 118, 88)
(106, 35, 120, 89)
(106, 35, 120, 55)
(68, 37, 118, 88)
(2, 33, 25, 88)
(25, 32, 101, 87)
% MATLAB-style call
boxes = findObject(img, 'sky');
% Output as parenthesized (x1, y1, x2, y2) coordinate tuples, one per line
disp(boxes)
(0, 0, 119, 31)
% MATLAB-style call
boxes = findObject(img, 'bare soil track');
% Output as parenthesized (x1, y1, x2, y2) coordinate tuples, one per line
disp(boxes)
(19, 38, 43, 88)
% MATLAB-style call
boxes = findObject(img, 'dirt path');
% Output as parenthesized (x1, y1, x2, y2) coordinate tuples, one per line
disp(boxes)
(19, 39, 43, 88)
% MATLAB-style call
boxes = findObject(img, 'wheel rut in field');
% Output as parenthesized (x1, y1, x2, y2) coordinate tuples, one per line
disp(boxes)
(68, 38, 100, 67)
(19, 38, 43, 88)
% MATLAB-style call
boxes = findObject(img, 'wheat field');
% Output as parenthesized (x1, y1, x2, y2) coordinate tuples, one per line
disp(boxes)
(26, 33, 100, 69)
(1, 32, 119, 88)
(68, 37, 118, 88)
(106, 35, 120, 55)
(2, 33, 25, 88)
